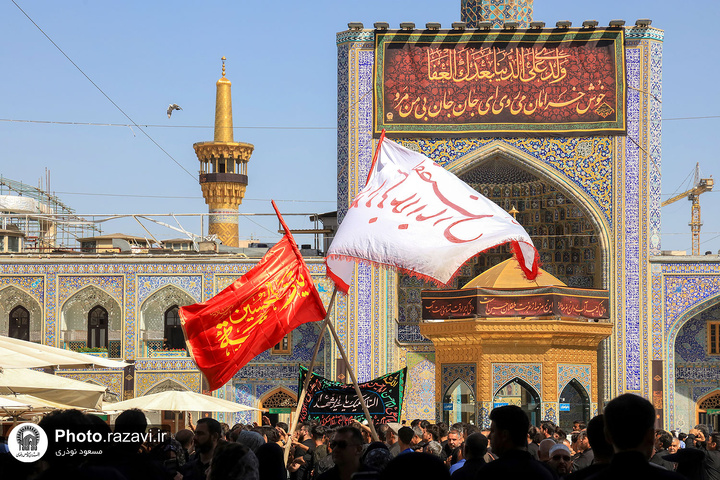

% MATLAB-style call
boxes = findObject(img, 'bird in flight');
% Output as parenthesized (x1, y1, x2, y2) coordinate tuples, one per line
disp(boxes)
(167, 104, 182, 118)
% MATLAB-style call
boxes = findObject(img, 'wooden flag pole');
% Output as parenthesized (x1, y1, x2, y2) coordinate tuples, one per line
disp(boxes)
(283, 287, 337, 464)
(326, 320, 380, 443)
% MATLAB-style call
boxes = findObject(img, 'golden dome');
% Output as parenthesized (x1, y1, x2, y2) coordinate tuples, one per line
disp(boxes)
(463, 257, 565, 289)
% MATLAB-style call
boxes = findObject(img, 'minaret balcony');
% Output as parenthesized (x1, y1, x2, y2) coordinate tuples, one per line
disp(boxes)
(199, 172, 248, 185)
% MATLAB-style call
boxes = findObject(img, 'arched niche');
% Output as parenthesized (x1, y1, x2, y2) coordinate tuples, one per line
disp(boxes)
(0, 286, 42, 342)
(494, 378, 541, 426)
(139, 285, 195, 352)
(444, 379, 476, 425)
(60, 286, 121, 350)
(144, 378, 191, 396)
(668, 293, 720, 430)
(451, 149, 607, 290)
(260, 387, 297, 426)
(558, 379, 590, 431)
(697, 390, 720, 433)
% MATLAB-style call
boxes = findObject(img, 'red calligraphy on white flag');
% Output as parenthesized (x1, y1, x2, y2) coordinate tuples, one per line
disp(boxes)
(326, 135, 539, 293)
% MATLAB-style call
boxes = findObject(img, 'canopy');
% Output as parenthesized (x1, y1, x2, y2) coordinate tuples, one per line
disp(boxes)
(1, 393, 82, 410)
(0, 368, 106, 410)
(0, 335, 128, 369)
(107, 390, 262, 413)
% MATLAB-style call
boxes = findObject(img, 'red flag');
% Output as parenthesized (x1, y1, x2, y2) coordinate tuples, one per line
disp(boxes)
(180, 202, 327, 390)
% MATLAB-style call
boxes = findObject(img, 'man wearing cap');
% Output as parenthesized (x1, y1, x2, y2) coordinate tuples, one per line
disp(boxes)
(382, 423, 401, 457)
(548, 443, 574, 476)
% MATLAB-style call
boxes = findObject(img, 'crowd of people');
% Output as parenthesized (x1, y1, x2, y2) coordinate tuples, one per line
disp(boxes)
(1, 393, 719, 479)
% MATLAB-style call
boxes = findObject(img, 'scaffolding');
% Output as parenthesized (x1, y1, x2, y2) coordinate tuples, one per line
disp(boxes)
(0, 176, 100, 251)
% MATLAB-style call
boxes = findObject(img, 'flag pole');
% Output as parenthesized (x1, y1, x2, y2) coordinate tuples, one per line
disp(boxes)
(283, 287, 337, 464)
(326, 321, 380, 443)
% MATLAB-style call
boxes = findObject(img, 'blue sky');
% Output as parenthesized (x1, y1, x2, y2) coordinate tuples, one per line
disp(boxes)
(2, 0, 719, 253)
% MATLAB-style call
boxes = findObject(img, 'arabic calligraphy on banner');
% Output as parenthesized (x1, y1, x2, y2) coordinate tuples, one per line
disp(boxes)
(374, 28, 625, 137)
(297, 367, 407, 425)
(211, 268, 311, 357)
(421, 286, 610, 320)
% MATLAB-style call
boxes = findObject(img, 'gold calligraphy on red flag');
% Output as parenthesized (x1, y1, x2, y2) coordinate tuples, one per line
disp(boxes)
(180, 235, 327, 390)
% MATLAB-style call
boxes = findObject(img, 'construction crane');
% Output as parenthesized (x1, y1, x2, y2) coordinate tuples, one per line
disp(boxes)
(661, 163, 714, 255)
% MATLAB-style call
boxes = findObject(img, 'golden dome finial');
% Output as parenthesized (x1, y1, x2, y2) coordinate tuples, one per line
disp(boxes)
(508, 205, 519, 219)
(221, 56, 226, 77)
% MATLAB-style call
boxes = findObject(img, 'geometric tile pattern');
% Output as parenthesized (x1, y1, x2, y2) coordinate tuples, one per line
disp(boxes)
(442, 363, 476, 399)
(492, 363, 541, 397)
(652, 270, 664, 359)
(557, 364, 592, 400)
(673, 299, 720, 432)
(405, 356, 436, 421)
(234, 383, 253, 425)
(660, 263, 720, 429)
(542, 405, 558, 424)
(0, 276, 44, 303)
(137, 275, 202, 304)
(461, 0, 534, 29)
(623, 46, 642, 392)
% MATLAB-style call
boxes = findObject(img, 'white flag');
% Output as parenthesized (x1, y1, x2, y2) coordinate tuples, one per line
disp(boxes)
(326, 135, 539, 293)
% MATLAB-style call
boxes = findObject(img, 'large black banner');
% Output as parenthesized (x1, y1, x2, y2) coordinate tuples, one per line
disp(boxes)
(296, 367, 407, 425)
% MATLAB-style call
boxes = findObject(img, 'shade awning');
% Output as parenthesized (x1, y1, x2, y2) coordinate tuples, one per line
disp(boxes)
(0, 334, 128, 369)
(107, 390, 262, 413)
(0, 368, 106, 410)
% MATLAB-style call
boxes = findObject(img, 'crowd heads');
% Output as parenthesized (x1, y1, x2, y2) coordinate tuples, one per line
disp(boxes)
(1, 392, 715, 480)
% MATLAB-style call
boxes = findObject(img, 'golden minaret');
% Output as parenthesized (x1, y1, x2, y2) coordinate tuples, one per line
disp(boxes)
(194, 57, 254, 247)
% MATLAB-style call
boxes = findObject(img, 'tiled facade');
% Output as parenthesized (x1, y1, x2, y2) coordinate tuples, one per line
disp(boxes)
(0, 257, 334, 424)
(334, 15, 716, 429)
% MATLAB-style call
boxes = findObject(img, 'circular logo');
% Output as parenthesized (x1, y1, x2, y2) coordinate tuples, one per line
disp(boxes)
(8, 423, 48, 463)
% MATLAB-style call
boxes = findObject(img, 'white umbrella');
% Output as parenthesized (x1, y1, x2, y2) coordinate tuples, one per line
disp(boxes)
(0, 368, 106, 410)
(0, 334, 128, 369)
(107, 390, 262, 413)
(0, 393, 84, 420)
(1, 393, 83, 411)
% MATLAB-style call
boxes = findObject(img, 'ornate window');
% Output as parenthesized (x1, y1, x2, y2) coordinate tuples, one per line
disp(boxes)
(88, 306, 108, 349)
(9, 306, 30, 341)
(699, 392, 720, 410)
(709, 322, 720, 355)
(262, 390, 296, 409)
(164, 305, 185, 350)
(272, 333, 292, 355)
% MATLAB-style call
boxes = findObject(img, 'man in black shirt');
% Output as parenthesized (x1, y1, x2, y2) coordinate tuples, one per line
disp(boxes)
(290, 422, 315, 480)
(650, 430, 675, 471)
(586, 394, 684, 480)
(476, 406, 554, 480)
(704, 433, 720, 480)
(573, 430, 594, 471)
